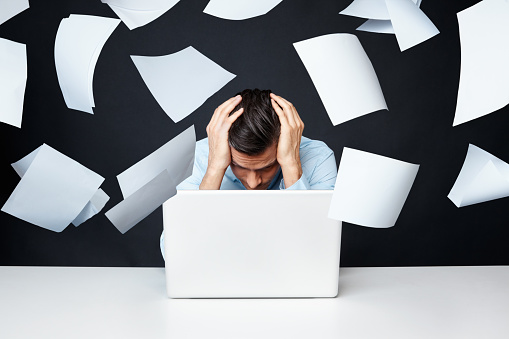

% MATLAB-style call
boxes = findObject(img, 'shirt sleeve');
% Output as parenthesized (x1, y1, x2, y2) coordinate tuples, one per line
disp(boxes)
(176, 140, 208, 190)
(281, 142, 337, 190)
(176, 161, 204, 190)
(279, 173, 311, 190)
(305, 150, 337, 190)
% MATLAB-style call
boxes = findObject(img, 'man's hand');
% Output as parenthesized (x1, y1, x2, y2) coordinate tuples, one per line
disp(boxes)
(270, 93, 304, 188)
(200, 95, 244, 190)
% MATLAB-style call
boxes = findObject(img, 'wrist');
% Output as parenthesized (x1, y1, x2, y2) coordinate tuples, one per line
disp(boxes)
(280, 160, 303, 188)
(200, 166, 227, 190)
(279, 158, 301, 172)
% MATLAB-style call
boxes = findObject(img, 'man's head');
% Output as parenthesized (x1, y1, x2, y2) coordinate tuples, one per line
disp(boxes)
(228, 89, 281, 190)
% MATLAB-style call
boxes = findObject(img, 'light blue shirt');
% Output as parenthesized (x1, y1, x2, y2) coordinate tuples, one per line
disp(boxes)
(177, 136, 337, 190)
(160, 136, 337, 258)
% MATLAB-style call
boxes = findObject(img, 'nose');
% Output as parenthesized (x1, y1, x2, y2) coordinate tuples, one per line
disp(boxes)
(246, 170, 262, 189)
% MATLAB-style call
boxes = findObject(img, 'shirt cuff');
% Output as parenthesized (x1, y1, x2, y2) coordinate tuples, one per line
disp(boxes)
(279, 173, 311, 190)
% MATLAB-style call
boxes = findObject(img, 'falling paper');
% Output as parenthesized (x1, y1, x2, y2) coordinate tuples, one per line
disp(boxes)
(131, 47, 236, 123)
(328, 147, 419, 228)
(340, 0, 439, 51)
(294, 34, 387, 126)
(10, 146, 109, 227)
(203, 0, 282, 20)
(454, 0, 509, 127)
(1, 144, 105, 232)
(0, 0, 29, 26)
(101, 0, 181, 30)
(448, 144, 509, 207)
(72, 189, 110, 227)
(357, 0, 422, 34)
(54, 15, 120, 114)
(106, 126, 196, 233)
(0, 38, 26, 128)
(106, 170, 177, 234)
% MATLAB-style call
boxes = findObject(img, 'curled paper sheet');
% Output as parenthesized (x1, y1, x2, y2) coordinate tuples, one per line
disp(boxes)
(106, 171, 177, 234)
(131, 47, 236, 123)
(10, 146, 109, 227)
(203, 0, 283, 20)
(101, 0, 181, 30)
(106, 126, 196, 233)
(54, 15, 120, 114)
(448, 144, 509, 208)
(328, 147, 419, 228)
(341, 0, 438, 51)
(454, 0, 509, 127)
(1, 144, 105, 232)
(0, 38, 26, 128)
(72, 189, 110, 227)
(0, 0, 29, 26)
(357, 0, 422, 34)
(294, 34, 387, 126)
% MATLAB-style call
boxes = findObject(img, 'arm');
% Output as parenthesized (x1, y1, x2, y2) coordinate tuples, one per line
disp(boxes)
(270, 93, 305, 188)
(284, 149, 337, 190)
(200, 95, 244, 190)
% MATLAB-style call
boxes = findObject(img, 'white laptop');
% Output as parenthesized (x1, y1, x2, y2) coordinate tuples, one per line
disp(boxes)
(163, 190, 342, 298)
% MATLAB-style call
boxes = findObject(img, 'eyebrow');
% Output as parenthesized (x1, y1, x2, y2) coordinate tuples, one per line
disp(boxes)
(231, 159, 278, 171)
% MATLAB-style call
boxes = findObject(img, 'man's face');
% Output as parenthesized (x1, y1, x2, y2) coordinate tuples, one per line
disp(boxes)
(230, 143, 280, 190)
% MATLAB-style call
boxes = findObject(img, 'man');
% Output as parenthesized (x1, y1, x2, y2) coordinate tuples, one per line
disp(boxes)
(178, 89, 337, 190)
(161, 89, 337, 258)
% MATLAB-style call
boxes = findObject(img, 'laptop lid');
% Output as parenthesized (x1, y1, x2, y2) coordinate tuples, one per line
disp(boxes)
(163, 190, 341, 298)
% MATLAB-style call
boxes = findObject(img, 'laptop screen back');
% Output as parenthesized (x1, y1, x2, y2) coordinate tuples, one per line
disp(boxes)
(163, 190, 342, 298)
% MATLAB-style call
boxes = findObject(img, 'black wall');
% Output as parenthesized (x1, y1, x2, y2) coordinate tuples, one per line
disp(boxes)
(1, 0, 507, 267)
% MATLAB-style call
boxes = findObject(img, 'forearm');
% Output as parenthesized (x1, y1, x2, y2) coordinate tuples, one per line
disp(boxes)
(199, 167, 226, 190)
(280, 160, 303, 189)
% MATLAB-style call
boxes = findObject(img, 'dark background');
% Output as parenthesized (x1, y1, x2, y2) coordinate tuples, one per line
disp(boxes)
(1, 0, 507, 267)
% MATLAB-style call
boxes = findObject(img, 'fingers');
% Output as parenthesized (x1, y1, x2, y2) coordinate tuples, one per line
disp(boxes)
(209, 95, 242, 130)
(227, 107, 244, 124)
(217, 95, 242, 118)
(270, 93, 304, 131)
(271, 98, 289, 126)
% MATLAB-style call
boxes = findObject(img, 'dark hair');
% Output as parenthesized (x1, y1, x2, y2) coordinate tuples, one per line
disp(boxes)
(228, 89, 280, 155)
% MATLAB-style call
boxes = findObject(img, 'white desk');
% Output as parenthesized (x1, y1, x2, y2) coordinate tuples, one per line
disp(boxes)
(0, 266, 508, 339)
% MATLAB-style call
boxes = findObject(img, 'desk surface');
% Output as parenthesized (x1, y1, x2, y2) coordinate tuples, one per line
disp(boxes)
(1, 266, 508, 339)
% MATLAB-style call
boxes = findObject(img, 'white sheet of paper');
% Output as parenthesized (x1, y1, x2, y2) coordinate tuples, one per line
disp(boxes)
(341, 0, 422, 20)
(342, 0, 437, 50)
(0, 38, 26, 128)
(72, 189, 110, 227)
(101, 0, 180, 30)
(106, 170, 176, 234)
(385, 0, 439, 51)
(356, 0, 422, 34)
(1, 144, 104, 232)
(131, 47, 236, 123)
(454, 0, 509, 126)
(54, 15, 120, 114)
(10, 146, 109, 227)
(117, 125, 195, 198)
(11, 145, 40, 178)
(358, 19, 395, 34)
(106, 126, 195, 233)
(0, 0, 29, 26)
(340, 0, 392, 20)
(328, 147, 419, 228)
(203, 0, 282, 20)
(294, 34, 387, 126)
(448, 144, 509, 207)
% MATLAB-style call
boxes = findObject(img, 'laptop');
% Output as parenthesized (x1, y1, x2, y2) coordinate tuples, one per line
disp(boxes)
(162, 190, 342, 298)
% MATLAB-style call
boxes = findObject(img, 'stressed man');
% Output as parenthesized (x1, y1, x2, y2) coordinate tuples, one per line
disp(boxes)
(160, 89, 337, 258)
(178, 89, 337, 190)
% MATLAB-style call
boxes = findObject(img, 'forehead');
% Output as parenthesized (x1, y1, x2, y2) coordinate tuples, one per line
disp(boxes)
(231, 144, 277, 170)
